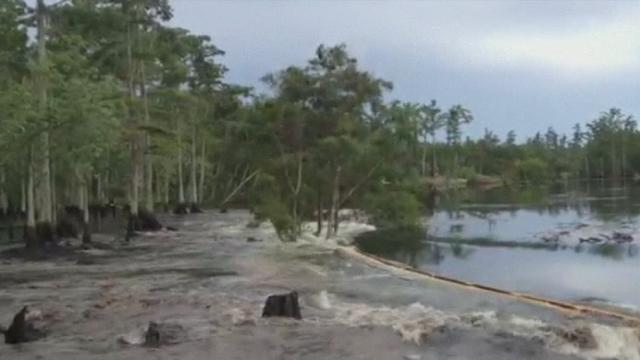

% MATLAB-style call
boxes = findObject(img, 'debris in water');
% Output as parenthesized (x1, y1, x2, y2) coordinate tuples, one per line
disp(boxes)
(3, 306, 46, 344)
(554, 326, 597, 350)
(262, 291, 302, 320)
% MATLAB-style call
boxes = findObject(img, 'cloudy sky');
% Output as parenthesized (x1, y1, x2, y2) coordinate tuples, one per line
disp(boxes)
(170, 0, 640, 139)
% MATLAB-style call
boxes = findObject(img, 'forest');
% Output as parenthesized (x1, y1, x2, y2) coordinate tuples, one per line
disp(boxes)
(1, 0, 638, 246)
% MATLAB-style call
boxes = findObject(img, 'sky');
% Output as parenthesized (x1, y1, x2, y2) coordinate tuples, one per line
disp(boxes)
(169, 0, 640, 140)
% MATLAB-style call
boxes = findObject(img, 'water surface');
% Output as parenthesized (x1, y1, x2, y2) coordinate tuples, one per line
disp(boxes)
(357, 183, 640, 311)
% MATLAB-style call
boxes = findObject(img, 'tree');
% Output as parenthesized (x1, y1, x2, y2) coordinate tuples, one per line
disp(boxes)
(419, 100, 443, 176)
(441, 104, 473, 173)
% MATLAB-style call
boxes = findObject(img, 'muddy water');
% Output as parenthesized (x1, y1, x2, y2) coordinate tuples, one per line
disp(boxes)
(0, 211, 636, 359)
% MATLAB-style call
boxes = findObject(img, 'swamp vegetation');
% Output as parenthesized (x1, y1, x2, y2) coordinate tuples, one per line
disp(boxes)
(0, 0, 638, 248)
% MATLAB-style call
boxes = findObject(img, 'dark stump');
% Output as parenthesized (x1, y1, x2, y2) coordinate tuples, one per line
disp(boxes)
(137, 209, 163, 231)
(189, 203, 203, 213)
(3, 306, 45, 344)
(143, 321, 186, 347)
(261, 291, 302, 320)
(173, 203, 189, 215)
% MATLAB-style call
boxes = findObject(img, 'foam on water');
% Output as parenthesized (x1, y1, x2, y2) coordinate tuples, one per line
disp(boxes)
(319, 292, 640, 359)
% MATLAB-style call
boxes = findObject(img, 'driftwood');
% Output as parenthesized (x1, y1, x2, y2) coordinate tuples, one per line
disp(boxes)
(261, 291, 302, 320)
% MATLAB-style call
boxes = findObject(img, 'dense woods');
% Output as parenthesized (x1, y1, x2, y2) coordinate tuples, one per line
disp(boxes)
(0, 0, 637, 245)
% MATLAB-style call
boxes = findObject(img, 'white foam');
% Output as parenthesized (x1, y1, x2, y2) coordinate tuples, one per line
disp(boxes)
(306, 290, 332, 310)
(325, 297, 640, 359)
(576, 324, 640, 360)
(117, 327, 146, 345)
(328, 300, 454, 345)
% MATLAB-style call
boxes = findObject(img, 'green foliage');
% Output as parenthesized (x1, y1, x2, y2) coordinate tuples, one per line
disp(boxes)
(364, 190, 423, 229)
(0, 0, 637, 247)
(515, 158, 549, 184)
(453, 166, 477, 181)
(253, 193, 297, 242)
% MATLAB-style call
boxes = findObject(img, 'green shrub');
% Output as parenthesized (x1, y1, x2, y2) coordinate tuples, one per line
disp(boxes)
(364, 190, 423, 228)
(254, 195, 297, 242)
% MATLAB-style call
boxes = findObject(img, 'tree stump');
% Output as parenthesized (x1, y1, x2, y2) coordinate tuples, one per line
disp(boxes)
(261, 291, 302, 320)
(189, 203, 202, 213)
(3, 306, 45, 344)
(143, 321, 186, 347)
(173, 203, 189, 215)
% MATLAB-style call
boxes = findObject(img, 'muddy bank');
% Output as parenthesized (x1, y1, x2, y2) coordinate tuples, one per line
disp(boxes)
(0, 211, 637, 359)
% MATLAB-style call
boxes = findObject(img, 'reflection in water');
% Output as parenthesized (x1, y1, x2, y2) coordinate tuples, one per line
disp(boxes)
(357, 183, 640, 311)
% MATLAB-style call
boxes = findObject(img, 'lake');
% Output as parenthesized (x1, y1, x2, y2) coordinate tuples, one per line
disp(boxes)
(356, 182, 640, 313)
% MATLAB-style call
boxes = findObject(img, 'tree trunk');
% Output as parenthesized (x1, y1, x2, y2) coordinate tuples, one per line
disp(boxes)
(421, 144, 428, 177)
(326, 166, 341, 240)
(431, 134, 438, 176)
(600, 157, 605, 188)
(129, 140, 141, 216)
(584, 155, 590, 180)
(20, 178, 26, 214)
(190, 125, 198, 204)
(140, 63, 154, 212)
(78, 175, 90, 244)
(177, 133, 185, 204)
(315, 190, 323, 237)
(145, 158, 153, 211)
(198, 139, 206, 204)
(50, 161, 56, 225)
(164, 168, 170, 206)
(0, 167, 7, 216)
(25, 153, 37, 249)
(96, 174, 103, 203)
(35, 0, 53, 228)
(610, 143, 616, 182)
(126, 0, 140, 217)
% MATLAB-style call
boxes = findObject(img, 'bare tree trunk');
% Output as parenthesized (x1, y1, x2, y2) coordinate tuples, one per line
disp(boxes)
(145, 157, 153, 211)
(96, 174, 103, 203)
(600, 158, 605, 188)
(431, 134, 438, 176)
(20, 178, 26, 214)
(315, 190, 323, 237)
(190, 125, 198, 204)
(35, 0, 53, 228)
(154, 170, 162, 207)
(610, 143, 616, 182)
(164, 168, 170, 206)
(291, 153, 303, 237)
(126, 1, 140, 218)
(130, 140, 141, 216)
(421, 144, 428, 177)
(77, 173, 91, 244)
(177, 133, 185, 204)
(584, 155, 590, 180)
(326, 166, 341, 240)
(140, 63, 154, 212)
(220, 170, 259, 206)
(50, 162, 56, 225)
(198, 139, 206, 204)
(0, 168, 7, 216)
(25, 151, 37, 248)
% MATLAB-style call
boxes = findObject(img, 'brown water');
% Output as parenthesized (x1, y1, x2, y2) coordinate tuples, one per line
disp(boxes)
(0, 211, 635, 359)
